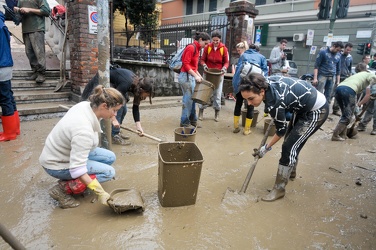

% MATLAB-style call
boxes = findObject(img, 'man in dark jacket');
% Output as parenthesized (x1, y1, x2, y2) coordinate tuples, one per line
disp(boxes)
(14, 0, 50, 83)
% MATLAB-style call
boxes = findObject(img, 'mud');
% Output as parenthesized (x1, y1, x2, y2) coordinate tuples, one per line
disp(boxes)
(0, 101, 375, 249)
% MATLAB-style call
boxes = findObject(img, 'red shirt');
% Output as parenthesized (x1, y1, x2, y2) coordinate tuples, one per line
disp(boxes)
(200, 42, 229, 70)
(181, 40, 201, 73)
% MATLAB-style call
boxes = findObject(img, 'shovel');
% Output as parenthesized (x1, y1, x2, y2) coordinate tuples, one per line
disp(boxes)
(223, 118, 274, 200)
(120, 125, 165, 143)
(347, 101, 371, 138)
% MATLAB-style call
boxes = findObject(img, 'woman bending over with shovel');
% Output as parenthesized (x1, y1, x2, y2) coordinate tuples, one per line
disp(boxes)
(239, 73, 328, 201)
(82, 66, 154, 145)
(40, 85, 125, 209)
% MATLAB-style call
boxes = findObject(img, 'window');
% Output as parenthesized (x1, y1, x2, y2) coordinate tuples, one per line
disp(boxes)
(255, 0, 266, 5)
(197, 0, 204, 14)
(209, 0, 217, 11)
(186, 0, 193, 15)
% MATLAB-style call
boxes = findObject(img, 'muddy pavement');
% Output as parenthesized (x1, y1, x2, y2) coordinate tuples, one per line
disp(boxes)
(1, 100, 375, 249)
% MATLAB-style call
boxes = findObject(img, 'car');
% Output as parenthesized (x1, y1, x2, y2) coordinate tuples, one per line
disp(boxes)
(282, 60, 298, 78)
(119, 46, 148, 61)
(151, 48, 166, 63)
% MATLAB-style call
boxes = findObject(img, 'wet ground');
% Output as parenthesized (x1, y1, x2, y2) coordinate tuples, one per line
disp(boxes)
(1, 101, 375, 249)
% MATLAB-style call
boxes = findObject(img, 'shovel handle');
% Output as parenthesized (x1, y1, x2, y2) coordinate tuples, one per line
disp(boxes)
(120, 125, 163, 143)
(239, 119, 274, 193)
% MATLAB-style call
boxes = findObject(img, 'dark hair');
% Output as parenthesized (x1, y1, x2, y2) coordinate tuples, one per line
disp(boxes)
(344, 42, 353, 48)
(332, 41, 344, 49)
(355, 62, 368, 73)
(280, 39, 288, 44)
(194, 32, 211, 41)
(238, 73, 268, 94)
(131, 77, 155, 105)
(211, 31, 221, 39)
(88, 85, 124, 109)
(249, 44, 260, 52)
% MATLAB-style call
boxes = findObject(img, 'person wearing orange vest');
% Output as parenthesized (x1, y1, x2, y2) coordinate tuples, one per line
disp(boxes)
(199, 31, 229, 122)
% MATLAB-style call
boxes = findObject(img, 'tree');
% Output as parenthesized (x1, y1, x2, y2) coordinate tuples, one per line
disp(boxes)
(113, 0, 158, 47)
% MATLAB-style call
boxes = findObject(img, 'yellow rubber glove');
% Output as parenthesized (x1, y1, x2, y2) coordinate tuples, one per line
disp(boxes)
(87, 179, 110, 206)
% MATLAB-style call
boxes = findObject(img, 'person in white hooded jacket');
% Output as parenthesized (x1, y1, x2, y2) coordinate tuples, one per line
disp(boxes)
(40, 85, 124, 209)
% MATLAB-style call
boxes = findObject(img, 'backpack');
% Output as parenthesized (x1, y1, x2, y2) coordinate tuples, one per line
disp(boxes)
(207, 46, 224, 57)
(239, 61, 263, 78)
(168, 43, 196, 74)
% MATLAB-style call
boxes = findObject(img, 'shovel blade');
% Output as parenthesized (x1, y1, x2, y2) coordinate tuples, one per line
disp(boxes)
(221, 187, 258, 206)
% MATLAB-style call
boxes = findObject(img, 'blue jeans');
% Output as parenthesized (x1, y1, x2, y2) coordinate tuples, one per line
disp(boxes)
(43, 147, 116, 183)
(335, 85, 356, 125)
(317, 75, 334, 103)
(112, 104, 127, 136)
(0, 79, 16, 116)
(178, 72, 197, 126)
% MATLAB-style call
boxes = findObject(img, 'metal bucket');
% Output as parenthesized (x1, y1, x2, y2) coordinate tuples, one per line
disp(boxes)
(174, 127, 196, 142)
(192, 80, 214, 105)
(204, 68, 222, 89)
(158, 142, 204, 207)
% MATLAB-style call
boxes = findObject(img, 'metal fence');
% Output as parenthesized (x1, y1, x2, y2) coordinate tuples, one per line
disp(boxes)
(112, 15, 229, 64)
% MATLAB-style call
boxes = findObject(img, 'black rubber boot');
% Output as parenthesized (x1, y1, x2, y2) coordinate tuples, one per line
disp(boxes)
(331, 123, 347, 141)
(262, 164, 292, 202)
(290, 160, 298, 181)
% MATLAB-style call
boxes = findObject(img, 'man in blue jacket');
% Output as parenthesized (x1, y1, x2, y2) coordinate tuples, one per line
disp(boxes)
(312, 41, 344, 103)
(0, 11, 20, 141)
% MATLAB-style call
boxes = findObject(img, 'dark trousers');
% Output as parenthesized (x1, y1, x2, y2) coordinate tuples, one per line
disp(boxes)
(234, 92, 254, 119)
(111, 104, 127, 136)
(279, 102, 329, 167)
(0, 79, 16, 116)
(23, 31, 46, 74)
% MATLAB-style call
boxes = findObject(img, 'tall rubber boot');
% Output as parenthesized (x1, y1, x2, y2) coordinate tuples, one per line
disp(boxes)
(49, 184, 80, 209)
(233, 116, 240, 133)
(0, 114, 18, 142)
(331, 123, 347, 141)
(243, 118, 253, 135)
(262, 164, 292, 202)
(290, 160, 298, 181)
(214, 110, 219, 122)
(198, 109, 204, 121)
(339, 126, 348, 140)
(14, 110, 20, 135)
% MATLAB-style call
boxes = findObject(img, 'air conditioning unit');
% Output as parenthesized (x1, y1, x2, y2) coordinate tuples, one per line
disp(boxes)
(293, 33, 305, 42)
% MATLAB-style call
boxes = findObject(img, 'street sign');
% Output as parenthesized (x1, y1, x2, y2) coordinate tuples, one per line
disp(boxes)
(255, 29, 261, 45)
(310, 46, 317, 55)
(88, 5, 97, 34)
(306, 29, 314, 46)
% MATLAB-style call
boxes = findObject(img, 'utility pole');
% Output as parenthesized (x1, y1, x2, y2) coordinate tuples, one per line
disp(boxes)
(97, 0, 112, 150)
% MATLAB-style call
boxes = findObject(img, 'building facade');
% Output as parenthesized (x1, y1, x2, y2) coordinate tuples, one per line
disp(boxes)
(161, 0, 376, 76)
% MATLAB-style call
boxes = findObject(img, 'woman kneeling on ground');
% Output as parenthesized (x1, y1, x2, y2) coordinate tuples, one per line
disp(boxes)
(239, 73, 328, 201)
(40, 85, 124, 209)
